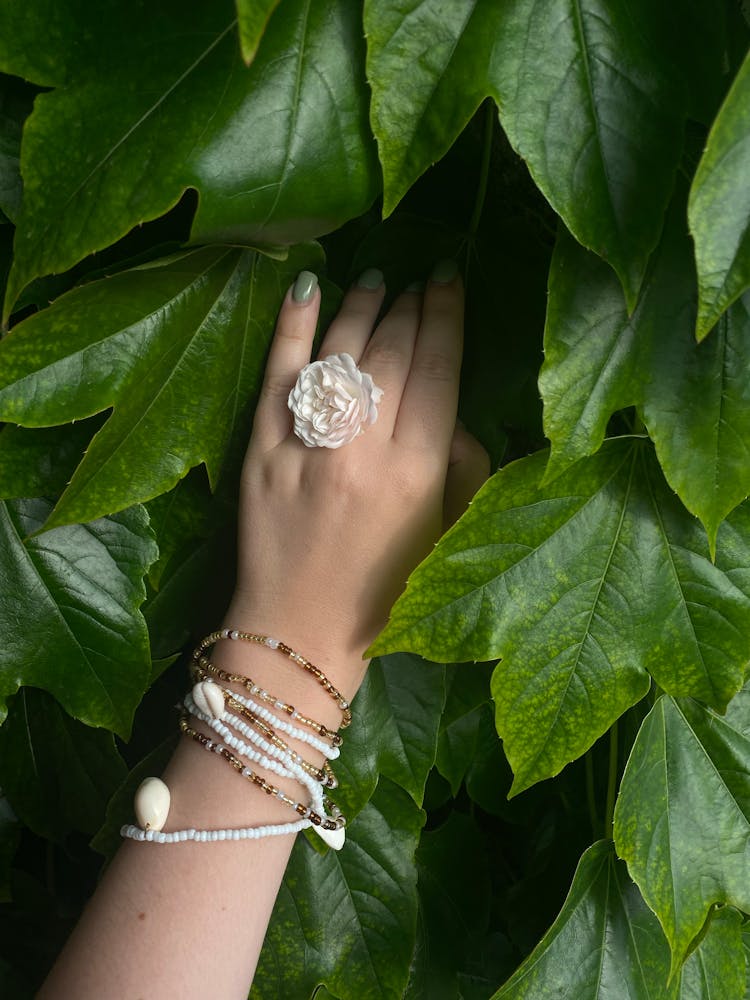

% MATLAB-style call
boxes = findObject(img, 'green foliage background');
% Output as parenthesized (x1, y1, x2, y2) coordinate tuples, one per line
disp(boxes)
(1, 1, 749, 996)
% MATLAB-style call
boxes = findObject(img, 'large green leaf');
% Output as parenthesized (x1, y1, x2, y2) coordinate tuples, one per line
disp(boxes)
(405, 812, 492, 1000)
(0, 244, 320, 527)
(252, 778, 423, 1000)
(0, 688, 127, 841)
(689, 49, 750, 339)
(370, 439, 750, 793)
(0, 498, 157, 736)
(364, 0, 684, 307)
(614, 689, 750, 975)
(0, 0, 378, 313)
(492, 841, 745, 999)
(334, 654, 447, 818)
(0, 419, 103, 501)
(541, 203, 750, 551)
(235, 0, 282, 64)
(492, 841, 668, 999)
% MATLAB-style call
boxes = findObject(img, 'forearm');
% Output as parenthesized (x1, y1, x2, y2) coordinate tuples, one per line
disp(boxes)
(38, 627, 364, 1000)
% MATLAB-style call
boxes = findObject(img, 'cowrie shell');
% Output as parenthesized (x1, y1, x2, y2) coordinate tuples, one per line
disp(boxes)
(192, 680, 225, 720)
(312, 824, 346, 851)
(134, 776, 171, 832)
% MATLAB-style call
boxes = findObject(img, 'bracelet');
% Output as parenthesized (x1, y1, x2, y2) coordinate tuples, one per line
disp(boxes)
(122, 629, 350, 851)
(121, 820, 311, 843)
(178, 715, 344, 833)
(191, 655, 343, 748)
(195, 628, 353, 728)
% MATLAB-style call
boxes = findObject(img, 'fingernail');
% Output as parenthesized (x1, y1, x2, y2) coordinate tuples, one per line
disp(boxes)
(405, 280, 425, 293)
(292, 271, 318, 303)
(356, 267, 384, 290)
(430, 258, 458, 284)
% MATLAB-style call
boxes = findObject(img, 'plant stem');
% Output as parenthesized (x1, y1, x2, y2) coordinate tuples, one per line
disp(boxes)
(604, 720, 619, 839)
(585, 750, 599, 838)
(469, 100, 494, 240)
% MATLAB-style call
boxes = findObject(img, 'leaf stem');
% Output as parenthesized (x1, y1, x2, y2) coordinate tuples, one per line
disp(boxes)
(604, 720, 619, 839)
(468, 100, 494, 240)
(585, 750, 599, 838)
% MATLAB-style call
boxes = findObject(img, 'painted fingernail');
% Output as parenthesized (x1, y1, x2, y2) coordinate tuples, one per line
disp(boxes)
(430, 258, 458, 284)
(292, 270, 318, 303)
(405, 280, 425, 293)
(356, 267, 384, 290)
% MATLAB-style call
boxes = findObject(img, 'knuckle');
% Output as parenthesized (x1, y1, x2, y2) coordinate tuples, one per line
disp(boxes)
(416, 350, 455, 383)
(263, 373, 293, 399)
(366, 341, 408, 369)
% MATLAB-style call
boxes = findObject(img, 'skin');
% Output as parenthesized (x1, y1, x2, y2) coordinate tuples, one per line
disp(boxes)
(37, 267, 489, 999)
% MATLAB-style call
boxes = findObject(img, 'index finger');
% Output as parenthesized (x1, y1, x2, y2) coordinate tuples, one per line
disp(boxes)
(253, 272, 320, 449)
(393, 262, 464, 450)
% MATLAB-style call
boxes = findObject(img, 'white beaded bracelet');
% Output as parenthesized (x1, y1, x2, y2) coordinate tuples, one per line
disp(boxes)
(120, 819, 311, 843)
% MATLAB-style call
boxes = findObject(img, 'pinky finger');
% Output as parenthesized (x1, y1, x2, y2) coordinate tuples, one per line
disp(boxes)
(443, 423, 491, 529)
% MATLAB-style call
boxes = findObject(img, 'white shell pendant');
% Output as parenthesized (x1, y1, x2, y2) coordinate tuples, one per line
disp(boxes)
(134, 776, 171, 832)
(192, 680, 225, 720)
(312, 824, 346, 851)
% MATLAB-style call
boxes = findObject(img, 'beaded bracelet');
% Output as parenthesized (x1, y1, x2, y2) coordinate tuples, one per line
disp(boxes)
(121, 820, 311, 844)
(200, 685, 338, 787)
(195, 628, 353, 728)
(178, 715, 344, 833)
(191, 655, 343, 749)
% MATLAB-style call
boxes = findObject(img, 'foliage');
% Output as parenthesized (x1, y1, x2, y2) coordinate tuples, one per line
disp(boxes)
(0, 1, 749, 998)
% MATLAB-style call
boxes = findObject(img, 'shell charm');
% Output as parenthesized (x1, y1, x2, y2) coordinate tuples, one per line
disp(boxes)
(192, 680, 225, 720)
(134, 776, 171, 832)
(312, 824, 346, 851)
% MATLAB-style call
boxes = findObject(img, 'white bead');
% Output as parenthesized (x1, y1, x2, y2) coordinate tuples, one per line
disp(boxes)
(134, 777, 171, 832)
(192, 680, 225, 720)
(233, 830, 240, 840)
(218, 830, 226, 840)
(230, 630, 240, 640)
(312, 824, 346, 851)
(266, 638, 280, 649)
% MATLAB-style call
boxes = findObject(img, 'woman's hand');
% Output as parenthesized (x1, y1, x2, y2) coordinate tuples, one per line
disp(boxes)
(226, 263, 489, 692)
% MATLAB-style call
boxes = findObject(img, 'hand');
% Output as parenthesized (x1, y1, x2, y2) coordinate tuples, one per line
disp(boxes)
(225, 264, 489, 695)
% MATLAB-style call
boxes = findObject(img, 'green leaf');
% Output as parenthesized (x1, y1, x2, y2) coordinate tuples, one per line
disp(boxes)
(435, 663, 493, 795)
(0, 688, 127, 841)
(0, 244, 321, 527)
(252, 778, 424, 1000)
(541, 200, 750, 550)
(689, 49, 750, 339)
(678, 907, 745, 1000)
(492, 841, 673, 999)
(143, 471, 215, 590)
(334, 654, 446, 818)
(364, 0, 684, 307)
(235, 0, 282, 64)
(0, 0, 379, 313)
(405, 812, 491, 1000)
(614, 689, 750, 975)
(0, 498, 157, 737)
(371, 439, 750, 793)
(0, 74, 35, 222)
(0, 418, 104, 501)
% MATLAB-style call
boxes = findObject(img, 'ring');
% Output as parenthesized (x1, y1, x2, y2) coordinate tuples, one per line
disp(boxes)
(287, 352, 384, 449)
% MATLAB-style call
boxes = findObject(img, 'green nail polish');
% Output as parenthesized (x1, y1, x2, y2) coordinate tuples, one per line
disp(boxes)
(405, 280, 425, 293)
(292, 270, 318, 303)
(430, 258, 458, 284)
(356, 267, 384, 290)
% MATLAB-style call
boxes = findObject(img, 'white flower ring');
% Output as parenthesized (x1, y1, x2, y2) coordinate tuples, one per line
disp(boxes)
(287, 352, 384, 449)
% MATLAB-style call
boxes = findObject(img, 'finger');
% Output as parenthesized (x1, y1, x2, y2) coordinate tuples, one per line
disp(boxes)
(317, 268, 386, 362)
(443, 422, 491, 529)
(357, 290, 422, 434)
(253, 272, 320, 449)
(395, 260, 464, 450)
